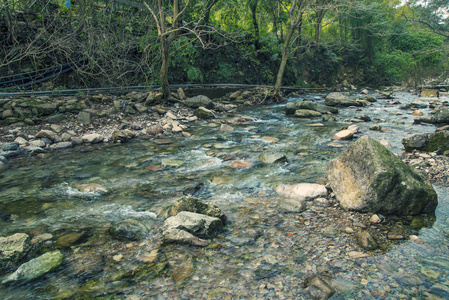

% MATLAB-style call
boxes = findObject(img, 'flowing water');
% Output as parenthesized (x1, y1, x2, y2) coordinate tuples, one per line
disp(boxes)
(1, 91, 449, 299)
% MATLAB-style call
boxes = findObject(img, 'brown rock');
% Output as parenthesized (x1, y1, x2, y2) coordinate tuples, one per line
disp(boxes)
(230, 160, 253, 169)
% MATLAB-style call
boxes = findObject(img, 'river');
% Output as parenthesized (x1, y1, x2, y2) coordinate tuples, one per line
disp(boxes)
(0, 90, 448, 299)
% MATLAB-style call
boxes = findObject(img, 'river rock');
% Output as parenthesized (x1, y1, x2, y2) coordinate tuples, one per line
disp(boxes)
(326, 135, 438, 215)
(304, 274, 336, 300)
(356, 231, 379, 250)
(161, 158, 184, 168)
(285, 101, 338, 115)
(294, 109, 322, 118)
(73, 183, 108, 193)
(162, 228, 211, 247)
(14, 137, 27, 145)
(167, 196, 227, 224)
(56, 233, 87, 248)
(274, 183, 327, 201)
(332, 129, 354, 140)
(49, 142, 73, 149)
(109, 219, 151, 241)
(219, 124, 234, 132)
(1, 142, 19, 151)
(230, 160, 252, 169)
(77, 111, 93, 125)
(163, 211, 223, 241)
(34, 103, 58, 115)
(81, 133, 104, 144)
(46, 114, 66, 124)
(0, 233, 32, 271)
(421, 89, 439, 97)
(402, 131, 449, 152)
(2, 250, 64, 284)
(35, 130, 56, 141)
(413, 110, 423, 116)
(184, 95, 215, 109)
(259, 151, 288, 164)
(433, 107, 449, 124)
(279, 198, 307, 213)
(194, 107, 215, 119)
(325, 92, 364, 107)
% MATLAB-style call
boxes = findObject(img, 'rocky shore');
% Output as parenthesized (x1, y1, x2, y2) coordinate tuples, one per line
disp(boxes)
(0, 89, 243, 169)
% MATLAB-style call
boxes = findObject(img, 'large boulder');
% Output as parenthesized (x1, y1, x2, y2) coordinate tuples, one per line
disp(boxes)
(184, 95, 215, 109)
(2, 250, 64, 284)
(325, 93, 366, 107)
(0, 233, 32, 271)
(326, 135, 438, 215)
(402, 131, 449, 152)
(167, 197, 227, 224)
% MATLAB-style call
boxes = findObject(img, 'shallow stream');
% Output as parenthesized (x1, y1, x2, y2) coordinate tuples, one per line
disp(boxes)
(1, 91, 449, 299)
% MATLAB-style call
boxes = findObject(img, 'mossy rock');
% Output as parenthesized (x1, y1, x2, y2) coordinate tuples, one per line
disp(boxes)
(167, 196, 227, 224)
(56, 232, 87, 248)
(327, 135, 438, 215)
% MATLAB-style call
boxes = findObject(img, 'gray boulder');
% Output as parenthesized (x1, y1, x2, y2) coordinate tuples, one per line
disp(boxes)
(325, 92, 366, 107)
(326, 135, 438, 215)
(0, 233, 32, 271)
(402, 131, 449, 152)
(168, 197, 227, 224)
(163, 211, 223, 244)
(2, 250, 64, 284)
(184, 95, 215, 109)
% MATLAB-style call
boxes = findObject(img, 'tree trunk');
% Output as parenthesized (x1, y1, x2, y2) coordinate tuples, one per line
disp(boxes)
(315, 11, 325, 45)
(250, 0, 260, 49)
(274, 5, 303, 95)
(274, 26, 296, 95)
(160, 37, 171, 99)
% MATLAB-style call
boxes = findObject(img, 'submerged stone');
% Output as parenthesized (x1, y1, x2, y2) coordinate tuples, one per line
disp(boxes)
(2, 250, 64, 284)
(274, 183, 327, 202)
(356, 231, 379, 250)
(326, 135, 438, 215)
(259, 151, 288, 164)
(109, 219, 151, 241)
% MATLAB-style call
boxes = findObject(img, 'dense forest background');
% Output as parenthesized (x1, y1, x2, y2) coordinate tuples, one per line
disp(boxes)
(0, 0, 448, 93)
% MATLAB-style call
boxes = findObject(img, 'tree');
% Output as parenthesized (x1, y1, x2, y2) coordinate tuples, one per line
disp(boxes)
(144, 0, 191, 99)
(404, 0, 449, 38)
(273, 0, 306, 98)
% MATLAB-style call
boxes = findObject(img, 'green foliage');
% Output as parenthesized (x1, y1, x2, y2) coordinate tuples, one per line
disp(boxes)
(370, 30, 445, 86)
